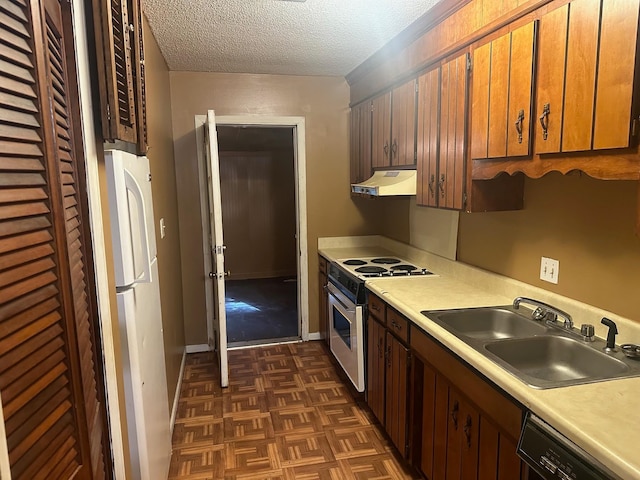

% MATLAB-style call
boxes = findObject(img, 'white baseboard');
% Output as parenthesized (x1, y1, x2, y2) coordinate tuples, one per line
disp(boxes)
(307, 332, 322, 341)
(185, 344, 210, 353)
(170, 349, 187, 436)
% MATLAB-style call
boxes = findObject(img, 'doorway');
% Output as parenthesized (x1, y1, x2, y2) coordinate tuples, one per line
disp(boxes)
(217, 126, 299, 346)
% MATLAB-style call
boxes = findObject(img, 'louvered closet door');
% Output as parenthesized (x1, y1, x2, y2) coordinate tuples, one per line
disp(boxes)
(0, 0, 109, 478)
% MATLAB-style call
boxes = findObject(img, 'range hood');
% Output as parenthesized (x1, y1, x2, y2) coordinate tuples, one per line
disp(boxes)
(351, 170, 417, 196)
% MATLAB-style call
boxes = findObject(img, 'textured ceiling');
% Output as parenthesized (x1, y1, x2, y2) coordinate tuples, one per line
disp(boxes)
(143, 0, 442, 76)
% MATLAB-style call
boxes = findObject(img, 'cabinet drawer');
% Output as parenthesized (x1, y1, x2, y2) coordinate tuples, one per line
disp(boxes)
(387, 308, 409, 343)
(368, 294, 386, 322)
(318, 256, 327, 274)
(411, 328, 523, 440)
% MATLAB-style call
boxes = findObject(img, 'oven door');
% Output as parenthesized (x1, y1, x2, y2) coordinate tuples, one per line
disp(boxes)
(327, 282, 364, 392)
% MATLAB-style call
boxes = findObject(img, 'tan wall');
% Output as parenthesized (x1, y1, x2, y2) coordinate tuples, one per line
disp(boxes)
(457, 173, 640, 321)
(144, 20, 186, 404)
(169, 72, 410, 344)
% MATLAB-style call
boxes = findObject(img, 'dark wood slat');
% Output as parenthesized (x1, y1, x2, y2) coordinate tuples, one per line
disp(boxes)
(0, 243, 53, 271)
(4, 377, 68, 436)
(3, 360, 67, 417)
(31, 436, 76, 480)
(0, 221, 51, 244)
(0, 156, 44, 171)
(0, 59, 34, 84)
(0, 25, 30, 55)
(0, 257, 54, 289)
(0, 42, 32, 69)
(0, 186, 47, 203)
(0, 140, 42, 157)
(0, 11, 28, 39)
(0, 1, 27, 23)
(0, 201, 50, 221)
(0, 328, 63, 387)
(2, 343, 65, 402)
(0, 287, 58, 330)
(0, 108, 39, 128)
(0, 73, 36, 99)
(0, 270, 57, 304)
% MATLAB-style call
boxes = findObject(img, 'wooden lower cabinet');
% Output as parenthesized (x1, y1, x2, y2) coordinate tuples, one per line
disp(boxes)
(318, 256, 329, 346)
(411, 327, 538, 480)
(366, 295, 410, 458)
(385, 332, 410, 457)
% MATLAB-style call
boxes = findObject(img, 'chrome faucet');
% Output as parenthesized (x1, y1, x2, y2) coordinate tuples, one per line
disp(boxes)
(513, 297, 573, 329)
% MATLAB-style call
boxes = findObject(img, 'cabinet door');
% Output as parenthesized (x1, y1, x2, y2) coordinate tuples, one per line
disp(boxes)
(350, 101, 372, 184)
(417, 68, 440, 207)
(366, 317, 386, 424)
(439, 53, 468, 209)
(562, 0, 600, 152)
(535, 5, 569, 154)
(593, 0, 640, 149)
(506, 22, 535, 157)
(472, 22, 535, 159)
(384, 332, 409, 458)
(391, 79, 417, 167)
(372, 92, 392, 168)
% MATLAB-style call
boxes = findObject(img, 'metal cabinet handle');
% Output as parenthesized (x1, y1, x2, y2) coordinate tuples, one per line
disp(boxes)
(371, 304, 380, 312)
(539, 103, 550, 140)
(391, 139, 398, 156)
(464, 415, 472, 448)
(515, 109, 525, 144)
(438, 174, 446, 198)
(378, 337, 384, 359)
(383, 141, 389, 156)
(390, 321, 402, 331)
(386, 345, 392, 367)
(428, 174, 435, 196)
(450, 400, 459, 429)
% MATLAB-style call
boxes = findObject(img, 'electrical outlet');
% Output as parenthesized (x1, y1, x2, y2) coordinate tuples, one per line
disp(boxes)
(540, 257, 559, 284)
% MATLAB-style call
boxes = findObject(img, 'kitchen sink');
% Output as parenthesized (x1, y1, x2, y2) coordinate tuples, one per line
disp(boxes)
(484, 335, 630, 387)
(421, 305, 640, 389)
(425, 307, 548, 340)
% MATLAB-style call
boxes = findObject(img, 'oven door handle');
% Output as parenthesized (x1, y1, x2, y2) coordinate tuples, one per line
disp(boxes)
(327, 283, 356, 313)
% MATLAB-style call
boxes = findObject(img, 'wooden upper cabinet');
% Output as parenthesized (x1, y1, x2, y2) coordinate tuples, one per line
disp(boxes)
(535, 4, 569, 154)
(417, 52, 468, 210)
(350, 101, 372, 184)
(370, 80, 417, 169)
(92, 0, 148, 154)
(592, 0, 640, 150)
(372, 92, 392, 168)
(535, 0, 640, 154)
(439, 53, 468, 209)
(391, 79, 417, 167)
(471, 22, 535, 159)
(417, 67, 440, 207)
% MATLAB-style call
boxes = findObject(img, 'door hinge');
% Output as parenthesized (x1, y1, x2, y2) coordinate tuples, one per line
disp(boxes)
(214, 245, 226, 254)
(415, 81, 419, 93)
(463, 192, 468, 209)
(466, 55, 472, 71)
(106, 103, 111, 121)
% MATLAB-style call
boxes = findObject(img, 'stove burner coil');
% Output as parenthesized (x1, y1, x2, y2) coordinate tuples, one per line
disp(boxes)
(371, 257, 401, 264)
(355, 266, 387, 274)
(391, 264, 417, 271)
(343, 259, 367, 266)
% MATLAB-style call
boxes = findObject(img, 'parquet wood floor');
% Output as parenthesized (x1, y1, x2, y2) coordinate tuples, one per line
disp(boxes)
(168, 342, 420, 479)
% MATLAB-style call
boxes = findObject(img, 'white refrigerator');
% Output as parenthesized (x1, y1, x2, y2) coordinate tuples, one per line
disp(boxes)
(105, 150, 171, 480)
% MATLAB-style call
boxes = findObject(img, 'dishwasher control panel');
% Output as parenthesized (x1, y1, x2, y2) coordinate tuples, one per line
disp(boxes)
(517, 413, 620, 480)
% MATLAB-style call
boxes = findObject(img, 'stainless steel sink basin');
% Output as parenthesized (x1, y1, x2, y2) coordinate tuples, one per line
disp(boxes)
(484, 336, 630, 387)
(421, 305, 640, 389)
(426, 307, 548, 340)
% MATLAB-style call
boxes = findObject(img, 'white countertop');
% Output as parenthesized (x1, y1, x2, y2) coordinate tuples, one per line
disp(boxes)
(319, 236, 640, 480)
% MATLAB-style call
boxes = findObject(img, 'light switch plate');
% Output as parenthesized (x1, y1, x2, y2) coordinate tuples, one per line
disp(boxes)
(540, 257, 559, 284)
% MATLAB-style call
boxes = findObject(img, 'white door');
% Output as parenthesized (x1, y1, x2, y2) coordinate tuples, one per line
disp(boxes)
(204, 110, 229, 387)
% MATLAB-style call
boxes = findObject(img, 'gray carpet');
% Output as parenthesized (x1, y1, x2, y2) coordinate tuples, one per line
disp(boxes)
(225, 277, 298, 344)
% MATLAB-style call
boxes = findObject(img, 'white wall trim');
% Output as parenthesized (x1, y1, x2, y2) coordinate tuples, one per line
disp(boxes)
(71, 2, 126, 477)
(195, 114, 310, 343)
(170, 350, 187, 436)
(307, 332, 322, 341)
(185, 344, 212, 353)
(0, 390, 10, 479)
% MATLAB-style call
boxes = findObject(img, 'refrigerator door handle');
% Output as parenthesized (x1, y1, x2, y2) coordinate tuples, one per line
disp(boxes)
(125, 169, 152, 284)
